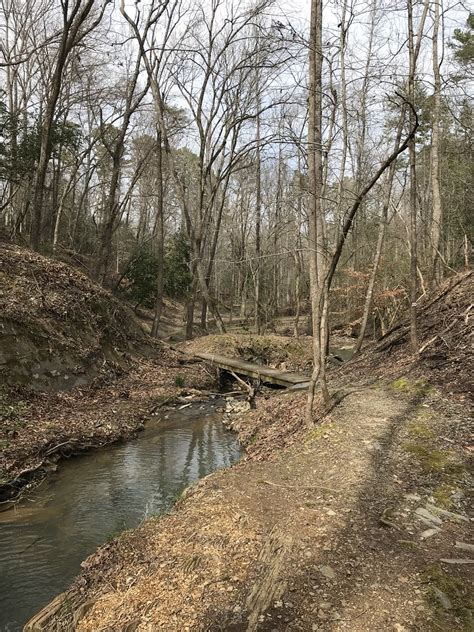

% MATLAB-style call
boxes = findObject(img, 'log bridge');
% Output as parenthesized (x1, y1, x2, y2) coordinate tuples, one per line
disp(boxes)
(193, 352, 310, 389)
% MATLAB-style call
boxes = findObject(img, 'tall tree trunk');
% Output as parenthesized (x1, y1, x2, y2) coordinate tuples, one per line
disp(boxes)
(272, 130, 283, 317)
(151, 135, 165, 338)
(305, 0, 326, 425)
(406, 0, 429, 350)
(430, 0, 443, 288)
(254, 102, 262, 334)
(354, 113, 405, 354)
(293, 251, 302, 337)
(31, 74, 64, 249)
(185, 275, 198, 340)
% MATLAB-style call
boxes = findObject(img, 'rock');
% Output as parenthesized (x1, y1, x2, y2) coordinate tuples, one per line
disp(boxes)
(326, 509, 336, 516)
(404, 493, 421, 502)
(318, 565, 336, 580)
(426, 504, 469, 523)
(432, 587, 452, 610)
(440, 558, 474, 565)
(317, 610, 329, 620)
(455, 541, 474, 553)
(414, 507, 442, 526)
(420, 527, 440, 540)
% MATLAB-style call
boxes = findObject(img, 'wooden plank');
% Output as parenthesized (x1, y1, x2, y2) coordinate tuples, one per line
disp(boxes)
(193, 352, 309, 387)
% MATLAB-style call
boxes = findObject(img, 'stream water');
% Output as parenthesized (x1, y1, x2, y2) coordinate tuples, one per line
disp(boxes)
(0, 404, 241, 631)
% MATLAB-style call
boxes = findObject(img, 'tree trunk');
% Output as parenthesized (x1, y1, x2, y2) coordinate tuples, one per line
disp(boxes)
(354, 113, 405, 354)
(429, 0, 443, 288)
(305, 0, 325, 425)
(293, 251, 301, 338)
(30, 0, 98, 251)
(406, 0, 430, 350)
(185, 276, 198, 340)
(254, 101, 262, 334)
(151, 135, 165, 338)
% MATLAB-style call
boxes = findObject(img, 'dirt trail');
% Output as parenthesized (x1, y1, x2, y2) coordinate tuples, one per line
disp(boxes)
(51, 385, 471, 632)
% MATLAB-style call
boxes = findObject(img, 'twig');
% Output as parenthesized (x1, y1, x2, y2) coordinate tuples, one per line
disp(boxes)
(339, 608, 370, 622)
(464, 304, 473, 325)
(44, 440, 75, 457)
(149, 397, 173, 413)
(229, 371, 260, 407)
(418, 317, 458, 354)
(19, 536, 43, 555)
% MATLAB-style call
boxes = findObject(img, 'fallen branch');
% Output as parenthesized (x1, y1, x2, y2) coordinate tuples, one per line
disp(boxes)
(43, 440, 75, 457)
(229, 370, 260, 408)
(418, 317, 459, 354)
(464, 304, 473, 325)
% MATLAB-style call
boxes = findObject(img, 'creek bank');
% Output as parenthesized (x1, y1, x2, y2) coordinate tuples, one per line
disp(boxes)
(0, 350, 216, 503)
(1, 402, 241, 631)
(0, 244, 153, 392)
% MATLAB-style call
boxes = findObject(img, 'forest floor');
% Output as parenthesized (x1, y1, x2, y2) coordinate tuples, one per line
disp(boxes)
(30, 273, 473, 632)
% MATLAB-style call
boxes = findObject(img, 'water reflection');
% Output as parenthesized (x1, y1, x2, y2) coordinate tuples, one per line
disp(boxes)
(0, 405, 240, 631)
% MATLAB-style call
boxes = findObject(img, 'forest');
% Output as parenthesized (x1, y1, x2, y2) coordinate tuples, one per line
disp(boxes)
(1, 0, 472, 350)
(0, 1, 473, 630)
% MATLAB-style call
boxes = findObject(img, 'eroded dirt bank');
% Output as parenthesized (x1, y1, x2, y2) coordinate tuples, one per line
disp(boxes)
(31, 382, 472, 632)
(0, 352, 215, 502)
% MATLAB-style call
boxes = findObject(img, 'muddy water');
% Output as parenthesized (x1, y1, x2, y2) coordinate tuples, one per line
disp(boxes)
(0, 404, 241, 631)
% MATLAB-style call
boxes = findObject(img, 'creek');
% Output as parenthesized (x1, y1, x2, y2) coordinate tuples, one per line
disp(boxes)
(0, 403, 241, 631)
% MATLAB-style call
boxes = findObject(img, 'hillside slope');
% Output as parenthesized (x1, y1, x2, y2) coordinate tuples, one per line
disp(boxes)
(343, 271, 473, 402)
(0, 244, 151, 391)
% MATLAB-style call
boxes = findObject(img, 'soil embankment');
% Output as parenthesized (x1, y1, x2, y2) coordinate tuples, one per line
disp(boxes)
(0, 244, 151, 391)
(27, 272, 473, 631)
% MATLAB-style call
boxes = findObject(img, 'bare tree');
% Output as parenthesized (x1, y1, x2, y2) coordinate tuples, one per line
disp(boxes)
(30, 0, 110, 250)
(306, 0, 327, 421)
(429, 0, 443, 287)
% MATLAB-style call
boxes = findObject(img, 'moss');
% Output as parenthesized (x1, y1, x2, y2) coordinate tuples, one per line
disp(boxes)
(305, 423, 334, 444)
(423, 564, 474, 629)
(432, 483, 457, 509)
(399, 540, 418, 550)
(247, 433, 258, 446)
(407, 419, 435, 440)
(174, 375, 186, 388)
(391, 376, 433, 396)
(392, 376, 410, 391)
(402, 443, 462, 475)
